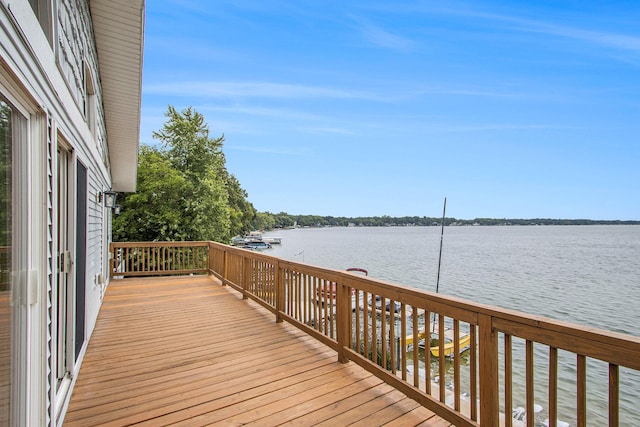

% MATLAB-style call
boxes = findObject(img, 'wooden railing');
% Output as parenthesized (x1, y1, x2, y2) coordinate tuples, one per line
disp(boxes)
(110, 242, 209, 277)
(110, 241, 640, 426)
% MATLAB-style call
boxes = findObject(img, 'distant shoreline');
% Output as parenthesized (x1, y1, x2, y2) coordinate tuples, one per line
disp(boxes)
(267, 214, 640, 228)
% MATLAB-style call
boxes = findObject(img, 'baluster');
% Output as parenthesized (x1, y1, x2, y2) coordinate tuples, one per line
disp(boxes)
(549, 346, 558, 427)
(276, 260, 283, 323)
(504, 333, 513, 427)
(454, 319, 460, 412)
(412, 306, 419, 387)
(526, 340, 534, 427)
(314, 276, 320, 332)
(261, 261, 266, 300)
(363, 291, 369, 358)
(371, 294, 377, 365)
(329, 278, 335, 339)
(304, 274, 309, 324)
(400, 303, 407, 380)
(355, 290, 361, 352)
(577, 354, 586, 427)
(346, 283, 352, 346)
(470, 325, 477, 421)
(425, 310, 431, 396)
(438, 314, 445, 403)
(322, 279, 328, 334)
(390, 300, 396, 373)
(381, 297, 387, 369)
(609, 363, 619, 427)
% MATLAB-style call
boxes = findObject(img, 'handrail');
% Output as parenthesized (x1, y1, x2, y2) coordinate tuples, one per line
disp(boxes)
(112, 241, 640, 426)
(110, 242, 209, 277)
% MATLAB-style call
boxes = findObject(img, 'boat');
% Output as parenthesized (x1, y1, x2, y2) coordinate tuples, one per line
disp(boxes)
(248, 230, 282, 244)
(241, 241, 272, 250)
(231, 236, 248, 246)
(262, 236, 282, 244)
(405, 330, 471, 357)
(231, 231, 282, 247)
(429, 333, 471, 357)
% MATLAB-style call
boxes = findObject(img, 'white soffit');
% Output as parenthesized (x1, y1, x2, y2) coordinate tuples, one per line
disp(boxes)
(89, 0, 144, 192)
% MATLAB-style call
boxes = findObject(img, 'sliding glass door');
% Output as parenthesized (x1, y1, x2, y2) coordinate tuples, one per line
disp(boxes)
(0, 94, 28, 426)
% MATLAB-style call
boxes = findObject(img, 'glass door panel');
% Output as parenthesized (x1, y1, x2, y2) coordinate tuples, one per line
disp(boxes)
(0, 94, 28, 426)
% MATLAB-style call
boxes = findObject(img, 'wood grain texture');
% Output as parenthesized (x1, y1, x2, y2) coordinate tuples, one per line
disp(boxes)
(64, 276, 450, 426)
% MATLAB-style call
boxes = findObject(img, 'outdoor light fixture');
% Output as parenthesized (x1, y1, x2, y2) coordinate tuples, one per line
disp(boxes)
(103, 191, 117, 208)
(114, 205, 121, 215)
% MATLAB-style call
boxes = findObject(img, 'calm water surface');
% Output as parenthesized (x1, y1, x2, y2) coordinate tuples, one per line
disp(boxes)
(265, 225, 640, 426)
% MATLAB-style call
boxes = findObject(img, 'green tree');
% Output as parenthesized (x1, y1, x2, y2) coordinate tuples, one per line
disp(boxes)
(155, 106, 225, 179)
(224, 172, 257, 237)
(115, 106, 240, 242)
(273, 212, 295, 228)
(152, 106, 231, 242)
(253, 212, 276, 230)
(114, 145, 188, 241)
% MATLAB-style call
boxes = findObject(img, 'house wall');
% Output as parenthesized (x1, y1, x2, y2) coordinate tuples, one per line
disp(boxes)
(0, 0, 116, 425)
(56, 0, 108, 352)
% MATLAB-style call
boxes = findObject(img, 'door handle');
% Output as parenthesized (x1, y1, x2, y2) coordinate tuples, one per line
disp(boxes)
(60, 251, 72, 273)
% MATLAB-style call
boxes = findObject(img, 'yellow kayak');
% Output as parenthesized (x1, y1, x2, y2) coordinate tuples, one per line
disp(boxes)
(430, 333, 471, 357)
(405, 331, 471, 357)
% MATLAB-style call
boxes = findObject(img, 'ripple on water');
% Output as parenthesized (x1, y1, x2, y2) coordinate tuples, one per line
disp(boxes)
(265, 225, 640, 425)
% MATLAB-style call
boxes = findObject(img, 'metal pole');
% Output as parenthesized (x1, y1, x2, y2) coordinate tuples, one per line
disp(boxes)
(435, 197, 447, 294)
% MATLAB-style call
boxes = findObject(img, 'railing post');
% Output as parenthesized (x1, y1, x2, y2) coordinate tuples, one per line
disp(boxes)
(337, 277, 350, 363)
(222, 247, 228, 286)
(275, 260, 284, 323)
(479, 313, 499, 426)
(241, 254, 249, 299)
(109, 242, 115, 278)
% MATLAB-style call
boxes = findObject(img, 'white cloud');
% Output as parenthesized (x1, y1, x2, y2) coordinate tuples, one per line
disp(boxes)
(435, 7, 640, 57)
(524, 22, 640, 54)
(428, 123, 579, 133)
(351, 16, 414, 51)
(198, 105, 325, 121)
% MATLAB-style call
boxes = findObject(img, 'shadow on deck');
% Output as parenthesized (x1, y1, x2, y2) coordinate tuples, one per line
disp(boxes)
(64, 276, 450, 426)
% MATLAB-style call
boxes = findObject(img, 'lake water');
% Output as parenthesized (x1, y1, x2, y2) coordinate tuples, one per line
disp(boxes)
(264, 225, 640, 425)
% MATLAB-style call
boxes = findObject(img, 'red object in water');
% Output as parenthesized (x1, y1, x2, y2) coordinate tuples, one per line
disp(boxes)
(316, 268, 367, 299)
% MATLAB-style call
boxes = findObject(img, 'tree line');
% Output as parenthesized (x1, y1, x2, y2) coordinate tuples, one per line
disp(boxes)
(113, 106, 638, 244)
(254, 213, 640, 229)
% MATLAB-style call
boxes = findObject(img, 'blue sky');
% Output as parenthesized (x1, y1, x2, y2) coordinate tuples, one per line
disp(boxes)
(141, 1, 640, 220)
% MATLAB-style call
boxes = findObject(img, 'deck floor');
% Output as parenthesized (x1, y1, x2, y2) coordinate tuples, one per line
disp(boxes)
(64, 276, 451, 426)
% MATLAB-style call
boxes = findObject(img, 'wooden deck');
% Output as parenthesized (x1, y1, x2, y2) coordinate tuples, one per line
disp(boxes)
(64, 276, 451, 426)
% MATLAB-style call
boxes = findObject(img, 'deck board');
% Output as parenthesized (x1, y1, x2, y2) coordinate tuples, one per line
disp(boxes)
(64, 276, 451, 426)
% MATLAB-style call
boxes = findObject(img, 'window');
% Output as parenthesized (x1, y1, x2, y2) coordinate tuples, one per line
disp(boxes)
(83, 62, 97, 139)
(28, 0, 53, 46)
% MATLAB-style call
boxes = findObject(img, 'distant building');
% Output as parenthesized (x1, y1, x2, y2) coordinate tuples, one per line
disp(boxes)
(1, 1, 144, 424)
